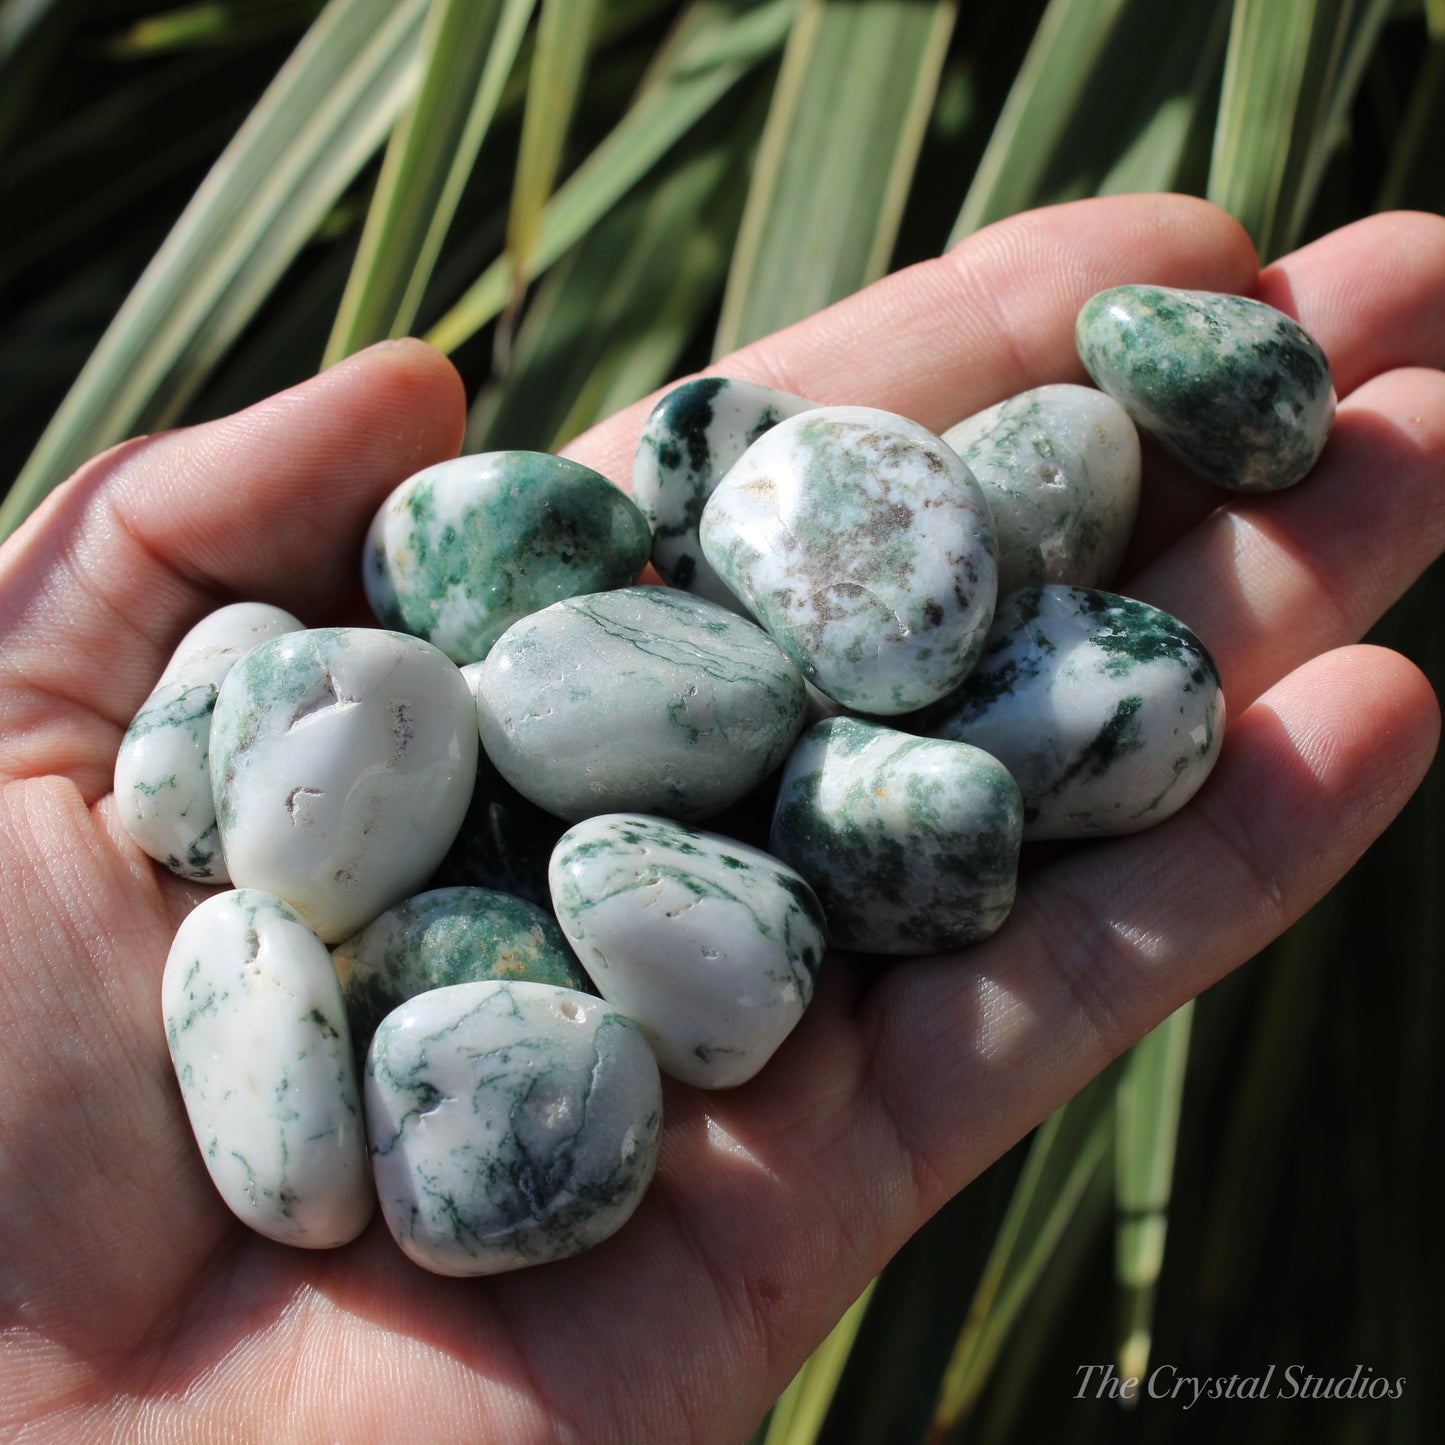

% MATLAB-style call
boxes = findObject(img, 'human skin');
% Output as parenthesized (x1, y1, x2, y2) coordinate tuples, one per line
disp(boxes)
(1, 194, 1443, 1443)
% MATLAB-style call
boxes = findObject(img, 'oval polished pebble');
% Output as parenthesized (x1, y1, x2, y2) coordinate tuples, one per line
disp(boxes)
(549, 813, 826, 1088)
(331, 885, 590, 1066)
(474, 586, 807, 822)
(366, 980, 662, 1276)
(699, 406, 998, 714)
(364, 451, 652, 663)
(210, 627, 478, 942)
(1076, 284, 1335, 492)
(942, 384, 1140, 596)
(919, 586, 1225, 839)
(115, 602, 302, 881)
(770, 718, 1022, 955)
(633, 376, 817, 609)
(162, 888, 371, 1247)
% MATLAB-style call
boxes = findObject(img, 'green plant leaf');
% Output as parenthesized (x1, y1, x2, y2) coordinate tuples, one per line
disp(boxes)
(1113, 1001, 1193, 1382)
(930, 1063, 1119, 1435)
(1, 0, 429, 540)
(712, 0, 957, 355)
(763, 1279, 877, 1445)
(324, 0, 534, 364)
(424, 0, 798, 355)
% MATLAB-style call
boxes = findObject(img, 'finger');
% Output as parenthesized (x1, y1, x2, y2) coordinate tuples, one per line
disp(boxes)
(0, 340, 465, 796)
(1122, 210, 1445, 572)
(1134, 366, 1445, 712)
(862, 644, 1440, 1211)
(562, 194, 1260, 487)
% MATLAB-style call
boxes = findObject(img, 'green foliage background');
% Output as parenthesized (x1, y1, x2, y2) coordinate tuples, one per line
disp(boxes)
(1, 1, 1440, 1439)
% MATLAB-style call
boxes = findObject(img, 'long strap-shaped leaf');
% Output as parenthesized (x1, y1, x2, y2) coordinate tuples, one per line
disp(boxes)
(1113, 999, 1194, 1384)
(1, 0, 428, 540)
(324, 0, 535, 364)
(712, 0, 956, 356)
(762, 1279, 878, 1445)
(425, 0, 799, 355)
(929, 1064, 1118, 1436)
(1208, 0, 1372, 262)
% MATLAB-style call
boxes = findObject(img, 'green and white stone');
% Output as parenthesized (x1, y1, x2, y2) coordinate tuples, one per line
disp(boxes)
(1076, 285, 1335, 492)
(699, 406, 998, 714)
(919, 586, 1225, 839)
(211, 627, 478, 942)
(162, 888, 371, 1247)
(366, 980, 662, 1276)
(115, 602, 302, 881)
(332, 885, 590, 1067)
(769, 718, 1022, 956)
(633, 376, 817, 609)
(942, 384, 1140, 596)
(475, 586, 807, 823)
(364, 452, 652, 663)
(549, 813, 826, 1088)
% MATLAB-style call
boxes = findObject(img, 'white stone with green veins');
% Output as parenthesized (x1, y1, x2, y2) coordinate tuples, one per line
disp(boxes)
(942, 384, 1140, 597)
(161, 888, 372, 1247)
(919, 586, 1226, 839)
(549, 813, 827, 1088)
(114, 602, 302, 881)
(366, 980, 662, 1276)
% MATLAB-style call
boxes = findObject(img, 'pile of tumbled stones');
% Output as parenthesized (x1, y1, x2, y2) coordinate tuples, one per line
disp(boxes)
(120, 285, 1335, 1276)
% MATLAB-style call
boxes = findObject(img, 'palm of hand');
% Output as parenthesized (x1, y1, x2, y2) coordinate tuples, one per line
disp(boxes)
(2, 196, 1442, 1443)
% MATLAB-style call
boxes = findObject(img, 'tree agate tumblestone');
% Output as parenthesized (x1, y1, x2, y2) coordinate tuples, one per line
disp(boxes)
(769, 718, 1023, 955)
(366, 981, 662, 1276)
(1076, 284, 1334, 493)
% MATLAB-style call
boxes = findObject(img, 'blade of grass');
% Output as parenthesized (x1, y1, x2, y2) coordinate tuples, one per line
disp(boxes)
(1, 0, 429, 540)
(324, 0, 533, 363)
(424, 0, 798, 355)
(712, 0, 957, 355)
(107, 1, 322, 56)
(762, 1279, 877, 1445)
(948, 0, 1132, 244)
(1113, 1000, 1193, 1384)
(1376, 29, 1445, 211)
(506, 0, 600, 296)
(929, 1063, 1119, 1438)
(466, 120, 751, 451)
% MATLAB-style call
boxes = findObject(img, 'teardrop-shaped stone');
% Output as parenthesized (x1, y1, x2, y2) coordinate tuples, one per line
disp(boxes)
(474, 586, 807, 823)
(1076, 285, 1334, 492)
(770, 718, 1022, 955)
(942, 384, 1140, 596)
(918, 586, 1225, 839)
(549, 813, 825, 1088)
(633, 376, 817, 609)
(364, 452, 651, 663)
(162, 888, 372, 1247)
(366, 980, 662, 1276)
(699, 406, 998, 714)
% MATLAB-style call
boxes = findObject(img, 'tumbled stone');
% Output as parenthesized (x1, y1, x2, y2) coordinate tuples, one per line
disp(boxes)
(210, 627, 478, 942)
(699, 406, 998, 714)
(367, 980, 662, 1276)
(770, 718, 1022, 955)
(162, 888, 371, 1247)
(918, 586, 1225, 839)
(943, 384, 1140, 596)
(633, 376, 817, 609)
(114, 602, 302, 881)
(1076, 284, 1334, 492)
(474, 586, 807, 822)
(364, 452, 651, 663)
(332, 885, 590, 1067)
(549, 813, 825, 1088)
